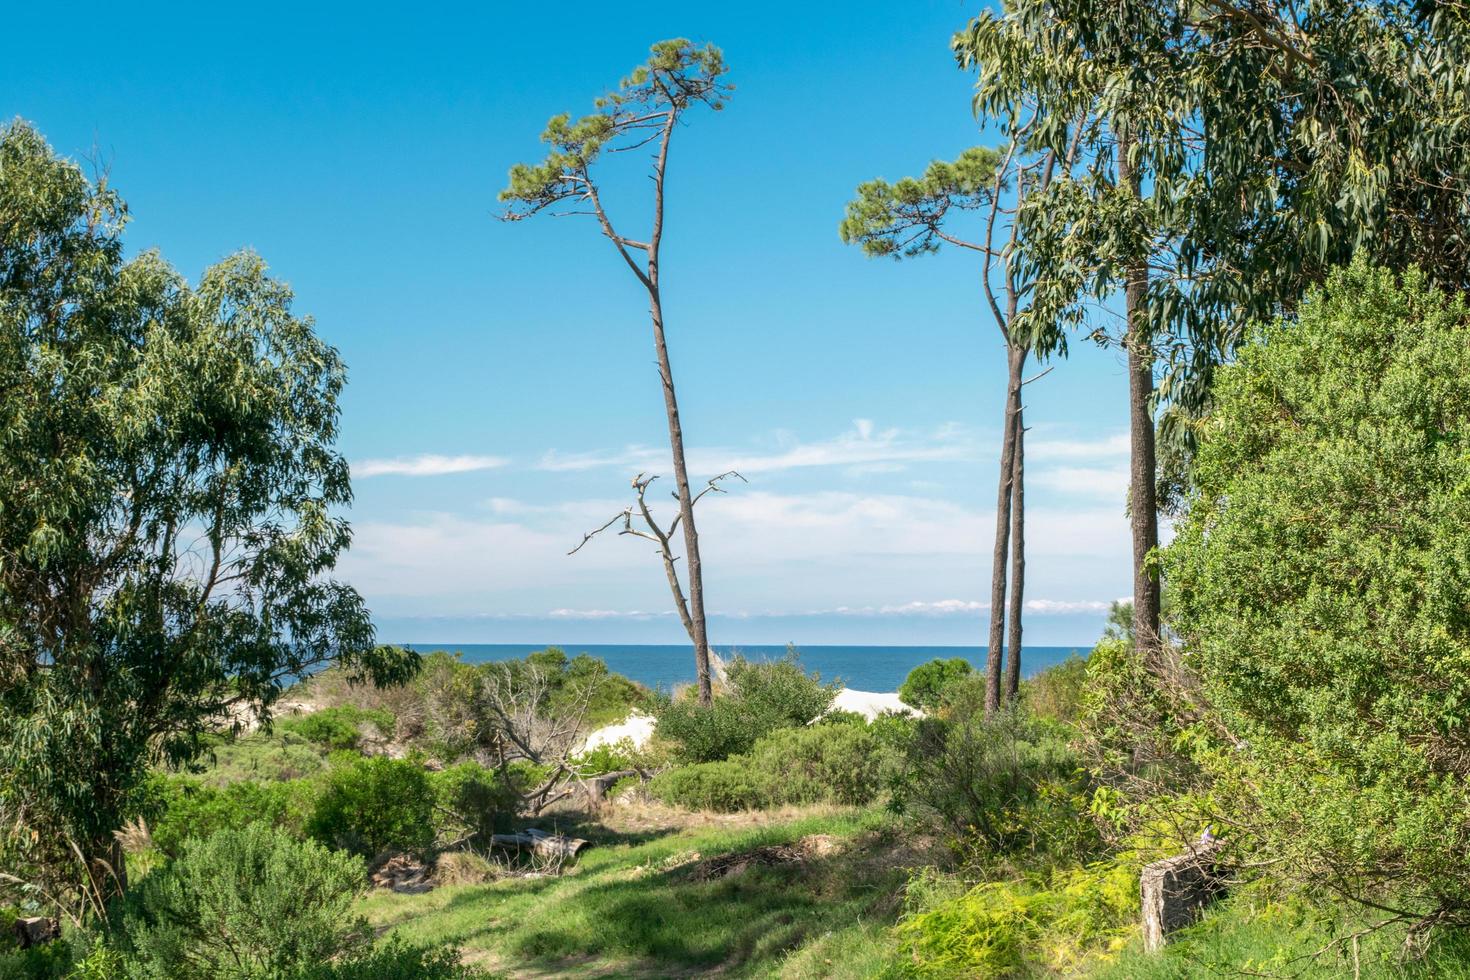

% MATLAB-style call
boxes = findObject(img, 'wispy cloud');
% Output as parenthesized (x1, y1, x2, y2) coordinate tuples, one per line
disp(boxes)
(1028, 433, 1130, 461)
(1024, 598, 1124, 614)
(812, 598, 1119, 617)
(354, 454, 509, 478)
(1030, 465, 1130, 499)
(547, 608, 673, 620)
(536, 420, 975, 476)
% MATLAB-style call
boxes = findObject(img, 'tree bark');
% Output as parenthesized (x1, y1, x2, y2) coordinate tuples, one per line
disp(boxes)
(985, 344, 1025, 713)
(644, 107, 714, 706)
(649, 291, 713, 705)
(1117, 131, 1161, 656)
(1004, 401, 1025, 703)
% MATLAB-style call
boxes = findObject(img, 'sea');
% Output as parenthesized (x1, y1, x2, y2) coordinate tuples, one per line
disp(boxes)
(397, 643, 1089, 693)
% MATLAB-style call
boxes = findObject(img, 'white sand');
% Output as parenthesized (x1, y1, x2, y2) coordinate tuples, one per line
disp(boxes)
(826, 688, 921, 721)
(581, 710, 658, 751)
(580, 690, 919, 752)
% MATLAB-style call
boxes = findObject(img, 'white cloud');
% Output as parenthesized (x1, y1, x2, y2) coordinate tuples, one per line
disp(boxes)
(1024, 598, 1120, 614)
(354, 454, 509, 478)
(1030, 465, 1130, 499)
(808, 598, 1119, 617)
(535, 420, 975, 477)
(547, 608, 672, 620)
(1027, 433, 1130, 461)
(339, 485, 1132, 621)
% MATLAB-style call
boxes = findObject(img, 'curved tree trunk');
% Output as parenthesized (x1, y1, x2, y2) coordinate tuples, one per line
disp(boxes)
(986, 344, 1026, 713)
(1004, 403, 1025, 703)
(1117, 131, 1161, 657)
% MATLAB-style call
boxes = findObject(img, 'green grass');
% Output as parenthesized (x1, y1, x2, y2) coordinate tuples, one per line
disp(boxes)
(363, 807, 909, 978)
(1096, 888, 1470, 979)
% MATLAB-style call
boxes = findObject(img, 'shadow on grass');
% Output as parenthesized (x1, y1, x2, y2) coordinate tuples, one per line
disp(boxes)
(481, 830, 912, 976)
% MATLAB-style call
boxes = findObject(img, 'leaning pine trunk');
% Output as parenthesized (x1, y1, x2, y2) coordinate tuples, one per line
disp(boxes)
(985, 344, 1025, 713)
(648, 288, 713, 706)
(1004, 403, 1025, 703)
(1117, 131, 1162, 657)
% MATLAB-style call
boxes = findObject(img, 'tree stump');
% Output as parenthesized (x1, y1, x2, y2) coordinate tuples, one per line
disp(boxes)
(1142, 839, 1225, 952)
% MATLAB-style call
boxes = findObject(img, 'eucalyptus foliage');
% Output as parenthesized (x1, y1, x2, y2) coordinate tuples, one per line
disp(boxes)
(0, 122, 414, 905)
(958, 0, 1470, 456)
(1167, 261, 1470, 925)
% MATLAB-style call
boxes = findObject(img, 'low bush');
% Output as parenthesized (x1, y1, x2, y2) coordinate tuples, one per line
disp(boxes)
(746, 721, 889, 807)
(1021, 654, 1089, 726)
(429, 762, 519, 846)
(114, 823, 371, 979)
(194, 730, 328, 786)
(651, 716, 898, 811)
(655, 650, 838, 762)
(151, 776, 314, 855)
(307, 756, 436, 858)
(571, 739, 642, 776)
(648, 761, 770, 812)
(893, 858, 1137, 977)
(278, 706, 396, 751)
(892, 678, 1095, 858)
(898, 657, 974, 712)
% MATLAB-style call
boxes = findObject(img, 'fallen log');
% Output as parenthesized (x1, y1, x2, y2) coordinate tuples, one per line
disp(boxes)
(1142, 837, 1226, 952)
(489, 827, 588, 858)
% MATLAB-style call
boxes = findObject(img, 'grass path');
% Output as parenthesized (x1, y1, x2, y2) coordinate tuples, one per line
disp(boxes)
(362, 805, 919, 978)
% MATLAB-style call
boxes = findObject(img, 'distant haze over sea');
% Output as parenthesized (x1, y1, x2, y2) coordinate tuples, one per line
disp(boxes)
(400, 643, 1089, 694)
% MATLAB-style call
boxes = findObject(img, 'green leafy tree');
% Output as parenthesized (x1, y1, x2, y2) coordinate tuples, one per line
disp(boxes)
(306, 757, 436, 859)
(956, 1, 1470, 659)
(1167, 261, 1470, 927)
(500, 41, 733, 705)
(898, 657, 975, 712)
(0, 122, 416, 912)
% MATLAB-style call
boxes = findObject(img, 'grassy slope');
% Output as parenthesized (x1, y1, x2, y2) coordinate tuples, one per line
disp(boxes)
(363, 806, 911, 978)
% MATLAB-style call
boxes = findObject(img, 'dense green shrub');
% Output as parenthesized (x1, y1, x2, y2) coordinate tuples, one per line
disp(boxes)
(1020, 654, 1089, 725)
(898, 657, 974, 712)
(194, 730, 329, 785)
(307, 757, 435, 858)
(114, 824, 370, 979)
(278, 706, 395, 751)
(429, 762, 518, 846)
(1166, 261, 1470, 923)
(655, 650, 839, 762)
(151, 776, 314, 855)
(746, 721, 888, 807)
(650, 716, 899, 811)
(648, 761, 769, 812)
(893, 859, 1137, 977)
(892, 678, 1093, 857)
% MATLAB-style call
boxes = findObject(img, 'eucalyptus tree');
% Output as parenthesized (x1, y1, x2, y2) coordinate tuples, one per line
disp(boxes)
(0, 122, 415, 914)
(840, 136, 1074, 709)
(500, 40, 732, 705)
(956, 0, 1470, 660)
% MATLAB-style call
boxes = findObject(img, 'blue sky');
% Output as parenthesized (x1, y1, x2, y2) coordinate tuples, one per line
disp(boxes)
(8, 1, 1135, 646)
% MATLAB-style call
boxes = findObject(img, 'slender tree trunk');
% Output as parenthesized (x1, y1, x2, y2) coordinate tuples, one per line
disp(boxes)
(986, 344, 1025, 713)
(1117, 131, 1161, 656)
(1004, 399, 1025, 703)
(648, 288, 713, 705)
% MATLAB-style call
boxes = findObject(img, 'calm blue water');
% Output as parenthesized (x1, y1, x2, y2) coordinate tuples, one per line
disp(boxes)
(400, 644, 1087, 693)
